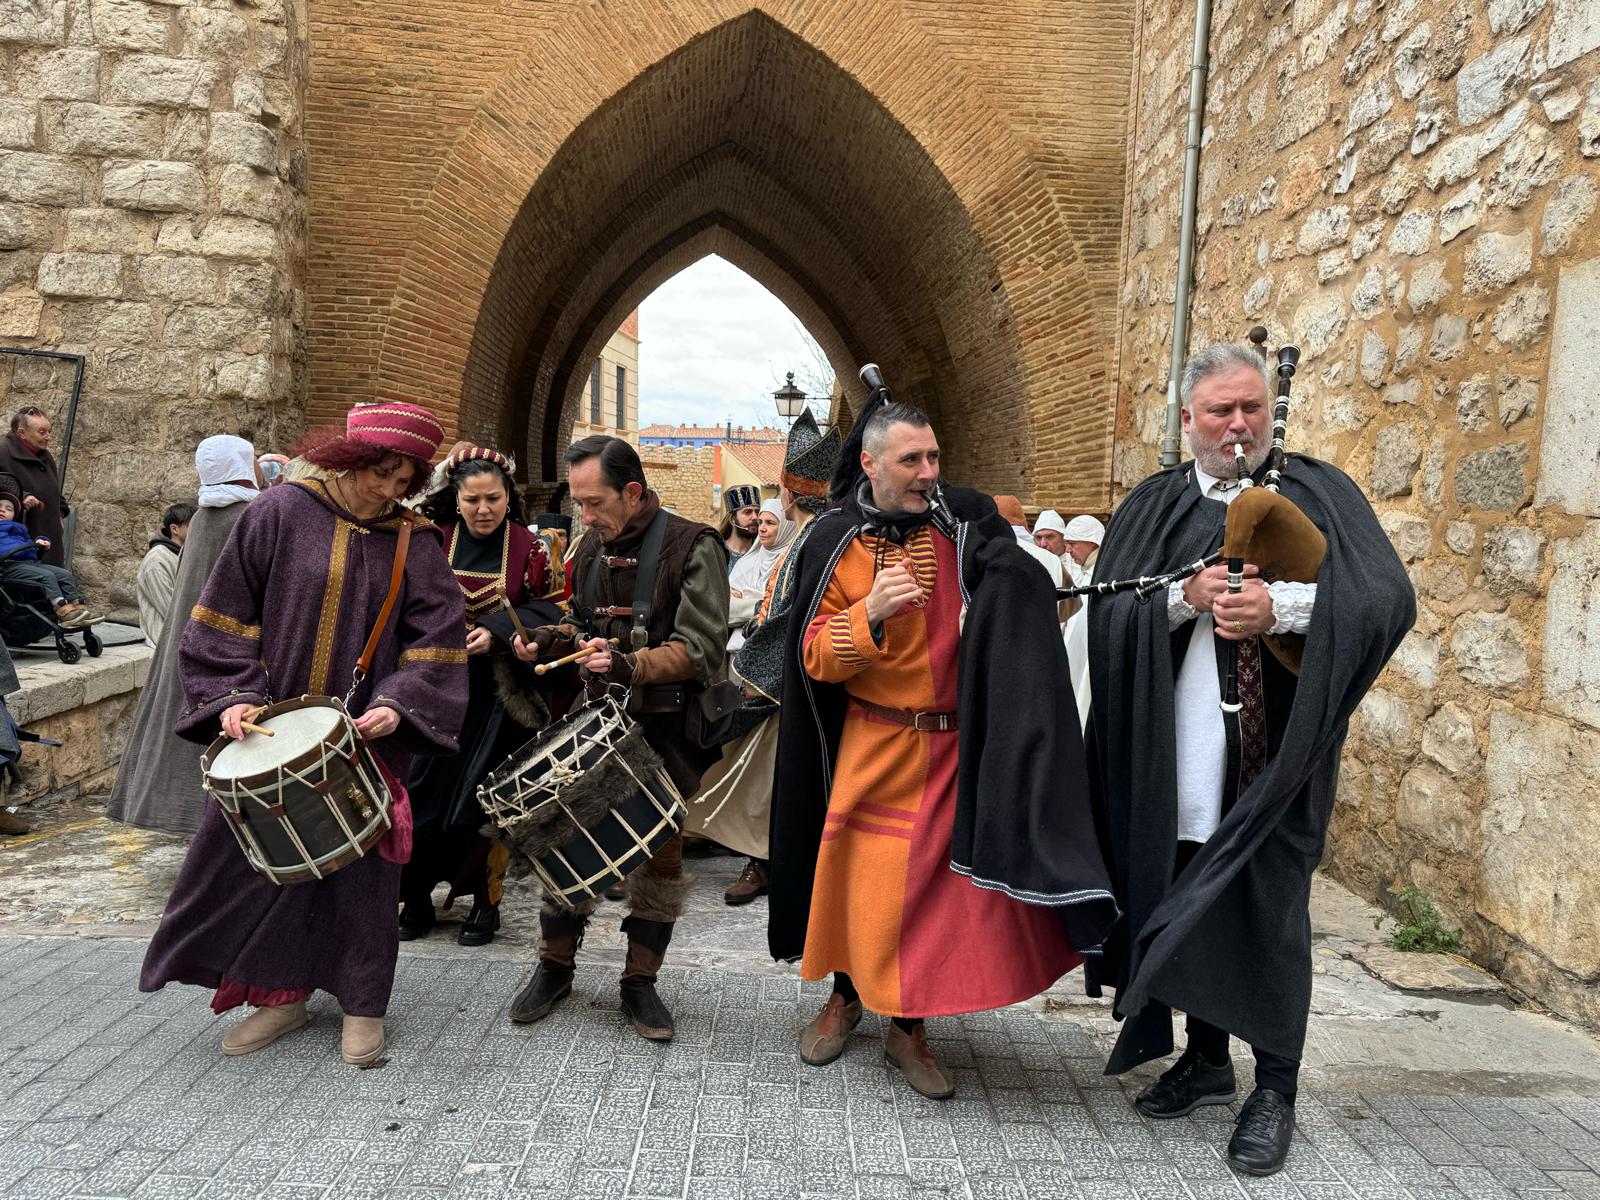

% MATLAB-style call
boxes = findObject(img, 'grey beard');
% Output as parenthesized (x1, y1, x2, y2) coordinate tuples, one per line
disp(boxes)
(1190, 433, 1269, 479)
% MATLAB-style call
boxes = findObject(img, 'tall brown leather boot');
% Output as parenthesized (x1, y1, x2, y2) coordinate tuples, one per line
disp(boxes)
(619, 915, 675, 1041)
(508, 907, 587, 1024)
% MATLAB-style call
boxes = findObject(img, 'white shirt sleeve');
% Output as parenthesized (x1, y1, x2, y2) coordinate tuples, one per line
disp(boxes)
(1167, 581, 1200, 631)
(1267, 581, 1316, 636)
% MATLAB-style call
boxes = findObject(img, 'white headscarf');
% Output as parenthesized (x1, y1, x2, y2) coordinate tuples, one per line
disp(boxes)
(195, 435, 259, 509)
(1033, 509, 1068, 537)
(1064, 514, 1106, 545)
(728, 498, 796, 599)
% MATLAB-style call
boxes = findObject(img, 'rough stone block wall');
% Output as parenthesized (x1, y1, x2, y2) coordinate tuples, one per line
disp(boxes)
(0, 0, 308, 611)
(643, 444, 717, 528)
(1118, 0, 1600, 1024)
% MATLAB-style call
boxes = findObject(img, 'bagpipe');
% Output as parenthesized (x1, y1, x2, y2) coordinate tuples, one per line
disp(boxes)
(1060, 333, 1326, 707)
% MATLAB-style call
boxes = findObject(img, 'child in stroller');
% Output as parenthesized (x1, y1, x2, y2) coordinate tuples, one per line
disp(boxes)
(0, 473, 102, 635)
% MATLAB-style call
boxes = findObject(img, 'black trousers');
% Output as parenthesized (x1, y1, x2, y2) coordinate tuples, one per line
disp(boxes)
(0, 561, 81, 606)
(1174, 839, 1300, 1099)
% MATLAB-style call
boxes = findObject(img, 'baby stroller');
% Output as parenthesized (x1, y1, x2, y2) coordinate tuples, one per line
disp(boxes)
(0, 545, 102, 664)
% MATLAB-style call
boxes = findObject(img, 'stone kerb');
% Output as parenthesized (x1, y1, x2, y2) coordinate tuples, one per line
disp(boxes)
(6, 640, 152, 807)
(1115, 0, 1600, 1024)
(0, 0, 308, 612)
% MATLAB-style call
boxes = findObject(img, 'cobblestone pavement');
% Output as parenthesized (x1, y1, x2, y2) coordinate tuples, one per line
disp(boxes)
(5, 811, 1600, 1198)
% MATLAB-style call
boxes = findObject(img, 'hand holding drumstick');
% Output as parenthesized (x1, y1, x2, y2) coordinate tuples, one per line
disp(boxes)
(219, 703, 276, 740)
(533, 637, 621, 676)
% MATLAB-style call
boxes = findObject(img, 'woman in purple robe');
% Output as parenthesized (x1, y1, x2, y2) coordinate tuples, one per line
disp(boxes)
(139, 402, 469, 1067)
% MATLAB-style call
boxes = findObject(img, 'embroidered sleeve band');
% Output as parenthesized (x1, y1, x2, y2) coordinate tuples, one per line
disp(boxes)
(398, 646, 469, 667)
(191, 605, 261, 640)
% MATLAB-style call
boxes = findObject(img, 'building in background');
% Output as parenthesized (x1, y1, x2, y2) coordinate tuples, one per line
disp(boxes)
(639, 423, 786, 448)
(715, 439, 786, 512)
(569, 310, 641, 444)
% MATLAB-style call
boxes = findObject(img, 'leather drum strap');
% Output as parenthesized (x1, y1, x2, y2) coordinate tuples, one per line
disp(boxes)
(354, 516, 413, 683)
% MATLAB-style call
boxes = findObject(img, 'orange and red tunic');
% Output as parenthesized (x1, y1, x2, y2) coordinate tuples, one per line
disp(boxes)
(800, 526, 1082, 1017)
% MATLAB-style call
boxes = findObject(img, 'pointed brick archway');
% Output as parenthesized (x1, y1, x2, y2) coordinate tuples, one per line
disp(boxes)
(306, 5, 1133, 510)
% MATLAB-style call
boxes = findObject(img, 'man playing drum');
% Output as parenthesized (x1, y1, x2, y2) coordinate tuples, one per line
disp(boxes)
(508, 436, 728, 1042)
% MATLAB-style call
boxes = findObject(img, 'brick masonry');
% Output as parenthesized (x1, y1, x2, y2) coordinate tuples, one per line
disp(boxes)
(1116, 0, 1600, 1024)
(301, 2, 1135, 508)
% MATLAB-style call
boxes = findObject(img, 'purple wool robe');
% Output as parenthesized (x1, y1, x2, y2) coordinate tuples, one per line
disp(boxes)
(139, 480, 469, 1016)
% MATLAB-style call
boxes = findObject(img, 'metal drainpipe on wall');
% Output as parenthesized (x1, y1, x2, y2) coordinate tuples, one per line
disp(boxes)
(1161, 0, 1216, 470)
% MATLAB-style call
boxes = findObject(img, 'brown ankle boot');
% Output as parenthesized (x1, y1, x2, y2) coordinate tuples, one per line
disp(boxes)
(885, 1021, 955, 1099)
(0, 809, 30, 835)
(340, 1015, 385, 1065)
(619, 916, 674, 1041)
(509, 908, 586, 1024)
(800, 992, 863, 1066)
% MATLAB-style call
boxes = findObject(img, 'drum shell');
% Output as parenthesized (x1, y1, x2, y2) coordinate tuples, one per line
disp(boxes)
(203, 697, 392, 886)
(478, 699, 684, 907)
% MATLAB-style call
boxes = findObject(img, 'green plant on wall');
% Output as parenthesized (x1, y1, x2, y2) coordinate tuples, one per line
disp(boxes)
(1374, 885, 1463, 954)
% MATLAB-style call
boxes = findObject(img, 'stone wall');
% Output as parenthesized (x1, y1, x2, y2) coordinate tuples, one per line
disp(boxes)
(8, 642, 150, 808)
(1117, 0, 1600, 1023)
(0, 0, 309, 610)
(643, 443, 717, 527)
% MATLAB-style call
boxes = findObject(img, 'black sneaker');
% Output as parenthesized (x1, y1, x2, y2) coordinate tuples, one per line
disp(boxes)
(1227, 1087, 1295, 1176)
(1133, 1048, 1237, 1118)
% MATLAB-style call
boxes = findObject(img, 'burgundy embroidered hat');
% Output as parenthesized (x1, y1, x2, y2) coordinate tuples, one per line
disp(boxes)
(345, 402, 446, 461)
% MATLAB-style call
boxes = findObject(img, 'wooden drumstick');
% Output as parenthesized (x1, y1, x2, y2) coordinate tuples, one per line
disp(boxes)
(501, 596, 532, 646)
(240, 706, 274, 737)
(534, 637, 621, 676)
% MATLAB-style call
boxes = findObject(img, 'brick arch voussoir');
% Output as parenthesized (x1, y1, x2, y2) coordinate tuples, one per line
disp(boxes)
(369, 6, 1081, 479)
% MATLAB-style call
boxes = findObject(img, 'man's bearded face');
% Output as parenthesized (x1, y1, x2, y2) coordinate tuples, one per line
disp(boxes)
(1181, 366, 1272, 479)
(733, 505, 760, 535)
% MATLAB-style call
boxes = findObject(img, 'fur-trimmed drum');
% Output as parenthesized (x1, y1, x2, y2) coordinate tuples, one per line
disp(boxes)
(477, 695, 684, 908)
(202, 696, 393, 885)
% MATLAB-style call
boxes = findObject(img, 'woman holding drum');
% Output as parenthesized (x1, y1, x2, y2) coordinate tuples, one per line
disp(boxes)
(398, 445, 562, 946)
(139, 402, 469, 1067)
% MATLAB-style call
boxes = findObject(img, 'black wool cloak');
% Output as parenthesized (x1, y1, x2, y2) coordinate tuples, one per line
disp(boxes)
(767, 484, 1118, 964)
(1086, 456, 1414, 1072)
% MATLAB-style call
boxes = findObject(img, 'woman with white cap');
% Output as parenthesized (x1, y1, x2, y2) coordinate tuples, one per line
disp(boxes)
(725, 498, 795, 651)
(107, 435, 261, 837)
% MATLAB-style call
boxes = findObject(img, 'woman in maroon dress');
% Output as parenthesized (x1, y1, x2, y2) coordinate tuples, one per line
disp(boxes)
(140, 402, 468, 1066)
(399, 446, 561, 946)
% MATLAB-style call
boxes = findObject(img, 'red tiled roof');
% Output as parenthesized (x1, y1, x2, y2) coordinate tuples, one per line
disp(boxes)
(724, 441, 788, 486)
(639, 423, 786, 441)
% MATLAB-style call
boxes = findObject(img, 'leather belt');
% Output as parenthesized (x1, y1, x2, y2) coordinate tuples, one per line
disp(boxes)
(850, 696, 958, 732)
(602, 555, 639, 569)
(592, 605, 633, 617)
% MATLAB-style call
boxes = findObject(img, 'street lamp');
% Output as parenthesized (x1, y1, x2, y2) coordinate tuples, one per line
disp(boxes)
(773, 372, 808, 424)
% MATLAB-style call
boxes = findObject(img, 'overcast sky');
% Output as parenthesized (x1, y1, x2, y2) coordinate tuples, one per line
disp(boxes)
(636, 255, 833, 429)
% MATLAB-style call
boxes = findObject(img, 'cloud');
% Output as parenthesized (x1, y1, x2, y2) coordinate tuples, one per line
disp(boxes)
(638, 256, 832, 428)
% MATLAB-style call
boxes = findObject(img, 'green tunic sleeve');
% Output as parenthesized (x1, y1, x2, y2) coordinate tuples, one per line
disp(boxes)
(670, 535, 730, 688)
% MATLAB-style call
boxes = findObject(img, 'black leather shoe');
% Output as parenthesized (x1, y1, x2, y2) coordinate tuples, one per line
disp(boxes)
(457, 903, 500, 946)
(508, 963, 574, 1023)
(1133, 1049, 1237, 1118)
(620, 977, 675, 1041)
(1228, 1087, 1295, 1176)
(397, 899, 435, 941)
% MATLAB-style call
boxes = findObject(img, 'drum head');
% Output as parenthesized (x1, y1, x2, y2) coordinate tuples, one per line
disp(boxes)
(209, 701, 345, 781)
(488, 702, 619, 790)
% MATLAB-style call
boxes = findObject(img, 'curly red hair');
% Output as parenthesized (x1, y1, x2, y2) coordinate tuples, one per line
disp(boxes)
(293, 428, 432, 499)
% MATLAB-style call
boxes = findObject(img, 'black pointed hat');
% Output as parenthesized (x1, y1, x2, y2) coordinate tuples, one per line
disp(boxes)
(781, 410, 843, 510)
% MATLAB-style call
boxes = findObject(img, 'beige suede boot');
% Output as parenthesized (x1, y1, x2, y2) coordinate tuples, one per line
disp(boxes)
(341, 1015, 386, 1065)
(221, 1000, 308, 1056)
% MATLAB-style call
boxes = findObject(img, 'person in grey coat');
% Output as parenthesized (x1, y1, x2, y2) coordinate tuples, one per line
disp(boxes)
(106, 436, 259, 836)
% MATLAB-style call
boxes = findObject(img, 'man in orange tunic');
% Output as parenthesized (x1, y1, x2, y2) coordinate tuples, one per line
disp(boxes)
(769, 399, 1114, 1099)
